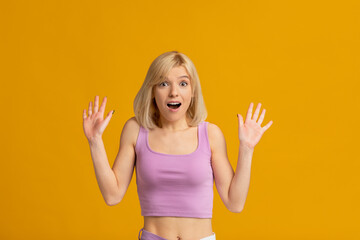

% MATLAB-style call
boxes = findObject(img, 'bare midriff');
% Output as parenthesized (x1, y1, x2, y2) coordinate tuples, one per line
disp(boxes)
(143, 216, 213, 240)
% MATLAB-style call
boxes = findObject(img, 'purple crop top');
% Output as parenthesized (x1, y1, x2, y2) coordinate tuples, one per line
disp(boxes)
(134, 120, 214, 218)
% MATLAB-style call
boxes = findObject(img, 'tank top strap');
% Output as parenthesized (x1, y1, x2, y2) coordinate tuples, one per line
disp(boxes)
(135, 124, 146, 153)
(199, 121, 211, 154)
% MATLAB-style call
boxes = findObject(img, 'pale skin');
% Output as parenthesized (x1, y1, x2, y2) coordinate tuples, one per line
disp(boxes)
(82, 66, 273, 240)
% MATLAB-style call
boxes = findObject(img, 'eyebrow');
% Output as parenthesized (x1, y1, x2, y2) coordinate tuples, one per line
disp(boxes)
(165, 75, 190, 80)
(178, 75, 189, 79)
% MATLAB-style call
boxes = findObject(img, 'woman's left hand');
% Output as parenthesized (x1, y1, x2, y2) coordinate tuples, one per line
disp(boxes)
(237, 102, 273, 150)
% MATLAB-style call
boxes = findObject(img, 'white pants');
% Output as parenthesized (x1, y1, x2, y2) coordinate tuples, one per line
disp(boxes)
(139, 228, 216, 240)
(200, 232, 216, 240)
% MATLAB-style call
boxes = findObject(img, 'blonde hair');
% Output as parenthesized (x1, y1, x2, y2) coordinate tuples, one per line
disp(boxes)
(133, 51, 208, 130)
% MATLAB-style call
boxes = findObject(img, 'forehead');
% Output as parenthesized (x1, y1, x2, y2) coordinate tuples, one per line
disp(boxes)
(165, 66, 190, 79)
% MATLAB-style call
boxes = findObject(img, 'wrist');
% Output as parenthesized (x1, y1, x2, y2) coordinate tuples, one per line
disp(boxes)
(88, 136, 103, 147)
(239, 142, 254, 152)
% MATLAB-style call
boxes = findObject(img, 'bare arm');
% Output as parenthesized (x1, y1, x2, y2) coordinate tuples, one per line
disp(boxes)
(88, 117, 138, 206)
(209, 103, 272, 212)
(209, 123, 246, 213)
(227, 144, 254, 211)
(111, 117, 138, 205)
(229, 103, 273, 210)
(83, 96, 137, 206)
(88, 137, 119, 205)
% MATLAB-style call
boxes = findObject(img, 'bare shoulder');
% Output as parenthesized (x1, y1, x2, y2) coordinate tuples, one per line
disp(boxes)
(122, 116, 140, 148)
(207, 122, 225, 153)
(207, 122, 224, 139)
(125, 116, 140, 128)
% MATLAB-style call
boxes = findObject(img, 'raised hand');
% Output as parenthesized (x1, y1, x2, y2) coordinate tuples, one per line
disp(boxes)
(82, 96, 114, 143)
(237, 102, 273, 150)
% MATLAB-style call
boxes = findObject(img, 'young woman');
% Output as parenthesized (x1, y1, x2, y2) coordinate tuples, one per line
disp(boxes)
(82, 51, 273, 240)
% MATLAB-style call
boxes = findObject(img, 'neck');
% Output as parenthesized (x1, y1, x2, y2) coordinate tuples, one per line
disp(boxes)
(158, 116, 191, 132)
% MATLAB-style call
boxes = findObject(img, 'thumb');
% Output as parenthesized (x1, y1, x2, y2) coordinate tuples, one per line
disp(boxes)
(237, 114, 244, 128)
(101, 110, 114, 131)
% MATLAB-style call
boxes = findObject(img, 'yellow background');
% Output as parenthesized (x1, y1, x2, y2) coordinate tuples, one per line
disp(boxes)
(1, 0, 359, 239)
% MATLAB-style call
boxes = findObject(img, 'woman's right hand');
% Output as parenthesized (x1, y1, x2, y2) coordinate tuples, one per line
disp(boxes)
(83, 95, 114, 143)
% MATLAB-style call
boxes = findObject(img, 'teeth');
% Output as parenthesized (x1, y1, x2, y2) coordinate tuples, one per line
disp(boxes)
(168, 102, 180, 105)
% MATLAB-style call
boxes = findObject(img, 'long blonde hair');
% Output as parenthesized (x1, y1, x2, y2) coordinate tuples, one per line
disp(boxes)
(133, 51, 207, 130)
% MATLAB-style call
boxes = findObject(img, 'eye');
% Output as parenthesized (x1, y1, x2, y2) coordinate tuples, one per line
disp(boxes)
(159, 82, 168, 87)
(180, 81, 188, 86)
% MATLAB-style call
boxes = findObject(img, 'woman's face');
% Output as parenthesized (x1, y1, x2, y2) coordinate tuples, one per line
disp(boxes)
(153, 65, 193, 124)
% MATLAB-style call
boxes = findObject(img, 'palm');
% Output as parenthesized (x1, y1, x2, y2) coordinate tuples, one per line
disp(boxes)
(82, 96, 114, 142)
(237, 102, 273, 149)
(83, 111, 105, 138)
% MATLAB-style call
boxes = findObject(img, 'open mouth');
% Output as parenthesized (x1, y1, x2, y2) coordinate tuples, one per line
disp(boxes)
(167, 103, 181, 109)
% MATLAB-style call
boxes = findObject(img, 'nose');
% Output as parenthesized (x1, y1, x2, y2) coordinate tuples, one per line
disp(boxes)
(169, 84, 179, 97)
